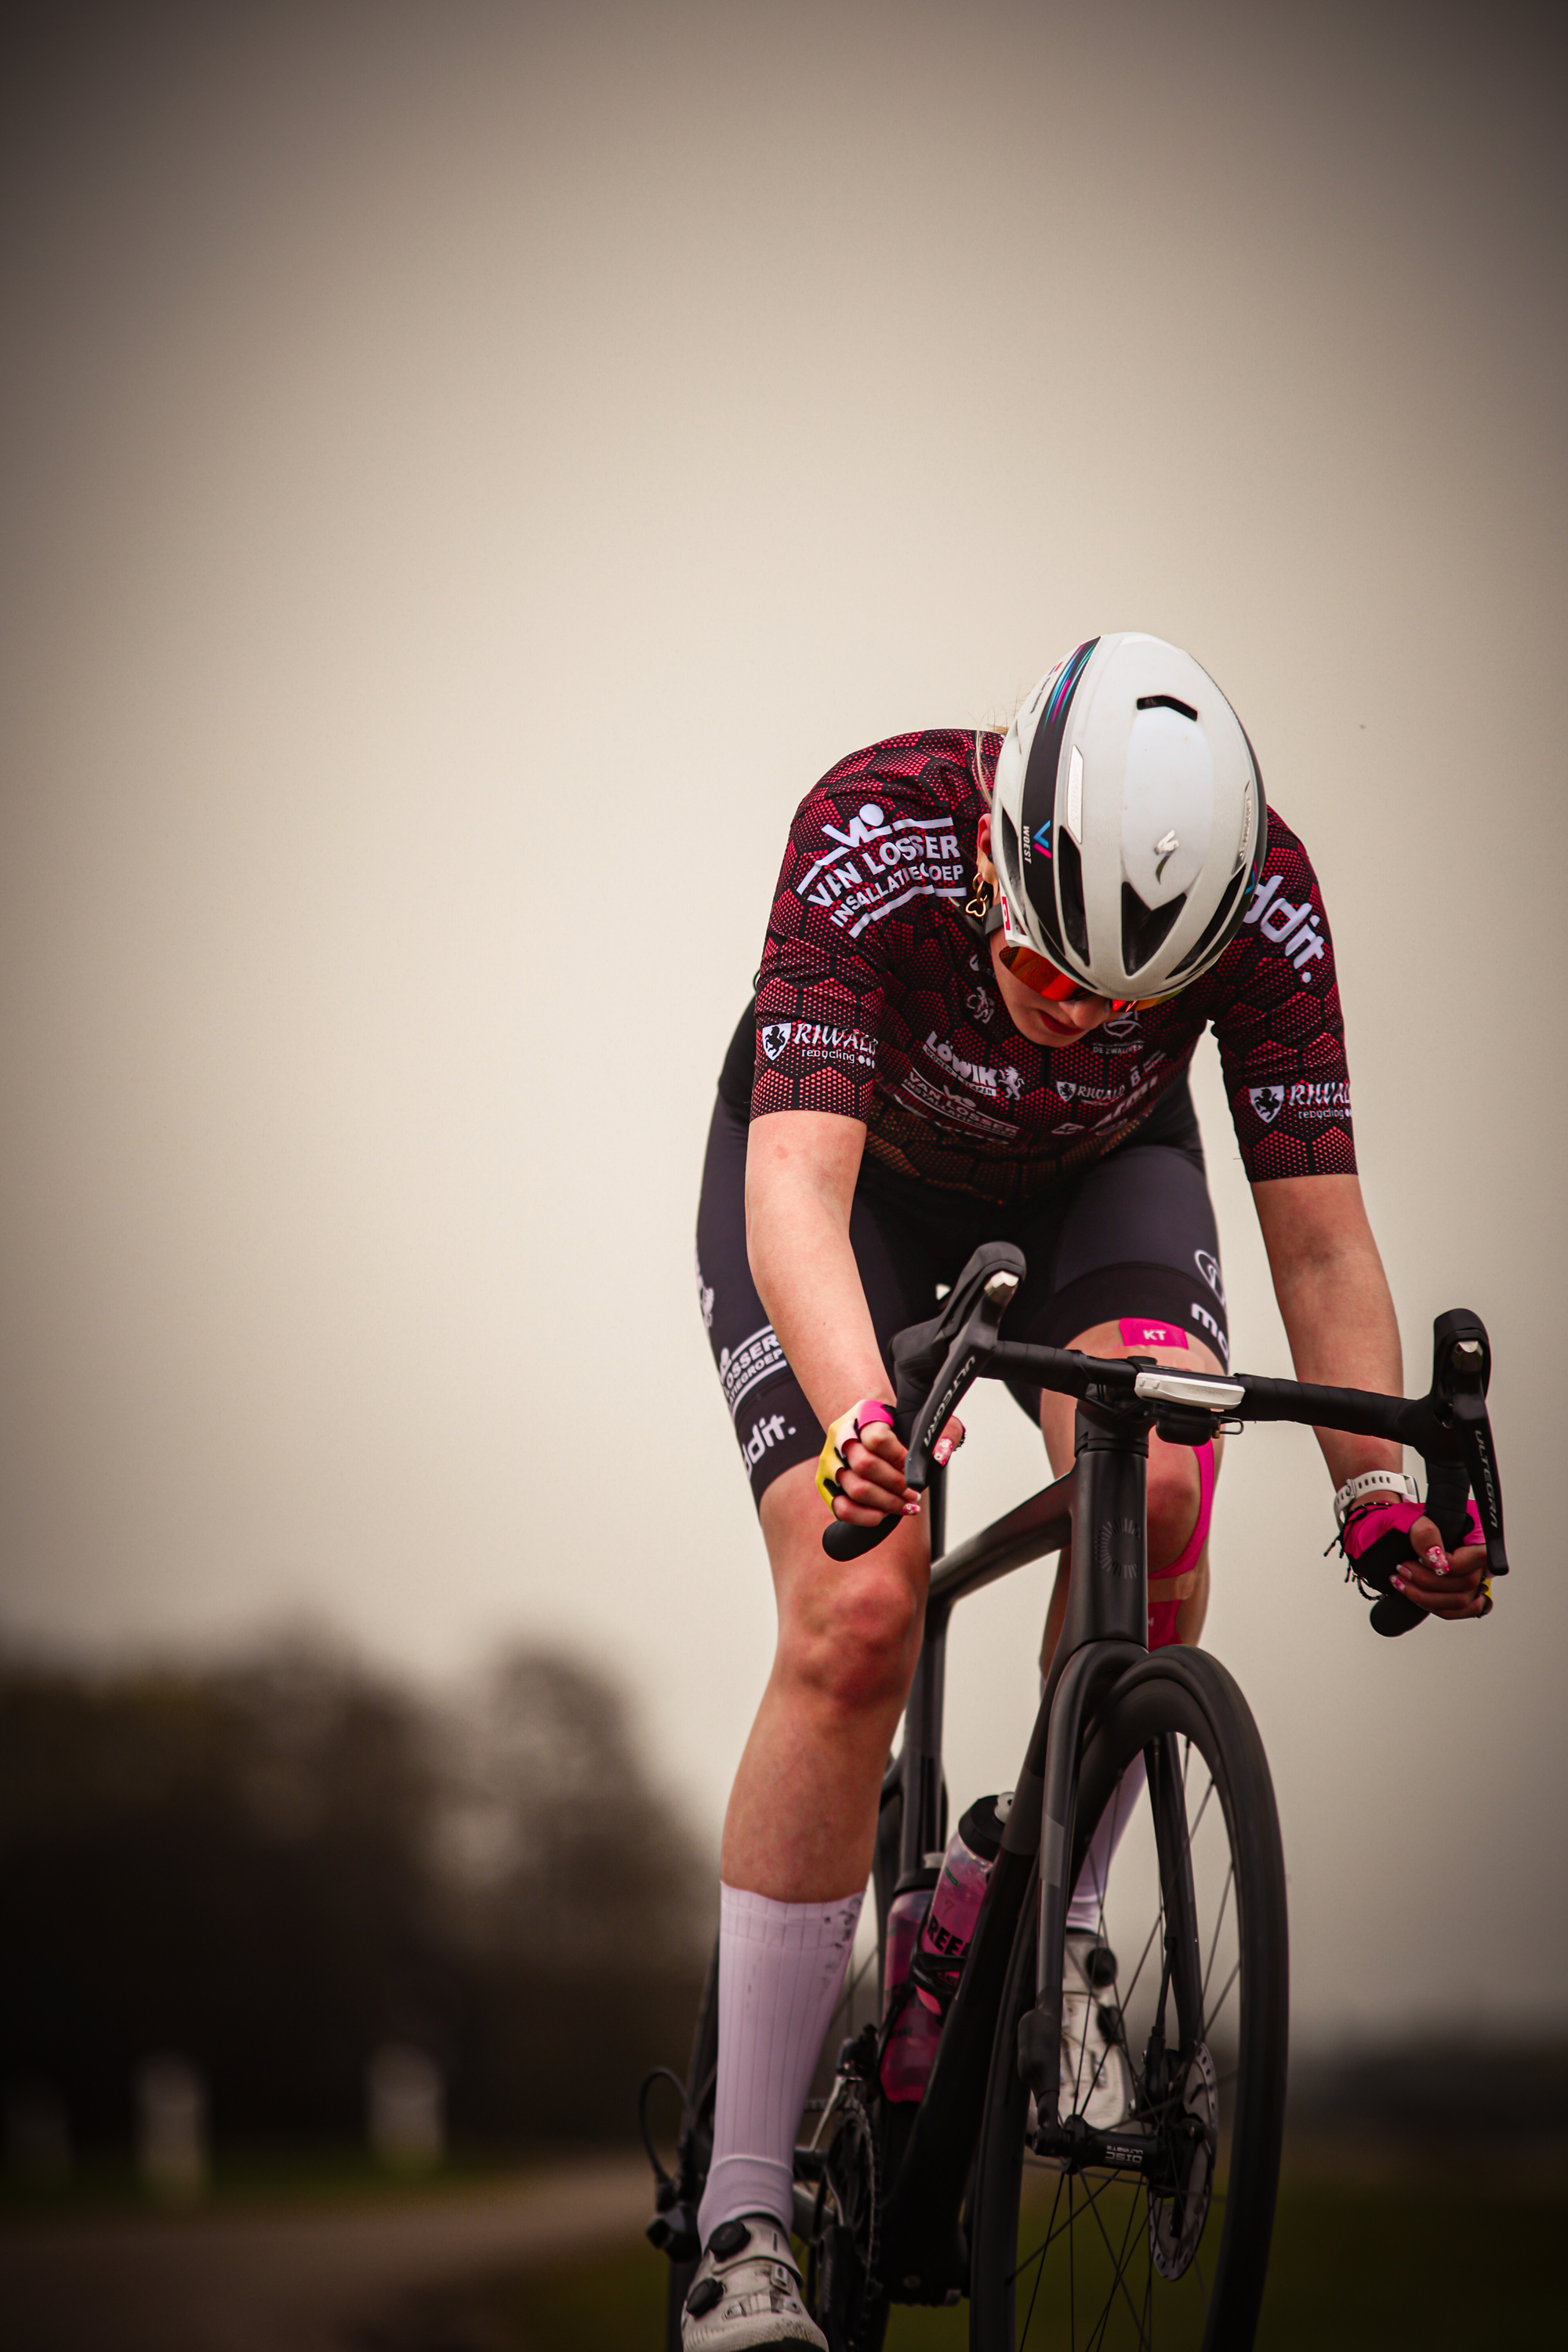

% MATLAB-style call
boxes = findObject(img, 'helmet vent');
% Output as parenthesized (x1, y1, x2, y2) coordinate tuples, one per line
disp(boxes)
(1121, 883, 1184, 975)
(1136, 694, 1199, 721)
(1169, 864, 1247, 981)
(1056, 833, 1091, 964)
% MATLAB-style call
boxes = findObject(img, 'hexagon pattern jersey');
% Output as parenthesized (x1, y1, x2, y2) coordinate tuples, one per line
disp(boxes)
(750, 728, 1355, 1205)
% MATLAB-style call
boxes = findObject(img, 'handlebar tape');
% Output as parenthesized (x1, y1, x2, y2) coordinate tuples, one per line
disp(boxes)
(822, 1513, 902, 1562)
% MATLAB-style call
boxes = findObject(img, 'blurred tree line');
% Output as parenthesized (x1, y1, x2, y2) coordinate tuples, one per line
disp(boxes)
(0, 1640, 713, 2153)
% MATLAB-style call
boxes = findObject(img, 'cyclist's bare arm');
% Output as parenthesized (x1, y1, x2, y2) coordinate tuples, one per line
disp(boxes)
(745, 1109, 920, 1523)
(1252, 1172, 1487, 1619)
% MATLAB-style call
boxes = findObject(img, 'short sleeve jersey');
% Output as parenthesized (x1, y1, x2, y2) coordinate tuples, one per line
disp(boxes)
(750, 729, 1354, 1205)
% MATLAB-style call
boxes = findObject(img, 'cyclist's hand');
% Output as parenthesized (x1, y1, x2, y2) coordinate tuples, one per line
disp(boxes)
(817, 1400, 965, 1526)
(1390, 1513, 1492, 1620)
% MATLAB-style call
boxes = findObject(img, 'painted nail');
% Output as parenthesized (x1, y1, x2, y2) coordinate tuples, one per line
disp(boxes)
(903, 1501, 921, 1517)
(1391, 1575, 1406, 1592)
(1425, 1546, 1449, 1575)
(934, 1438, 954, 1465)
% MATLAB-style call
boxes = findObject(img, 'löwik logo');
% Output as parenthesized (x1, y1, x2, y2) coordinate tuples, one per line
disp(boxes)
(1249, 1084, 1286, 1125)
(760, 1023, 792, 1061)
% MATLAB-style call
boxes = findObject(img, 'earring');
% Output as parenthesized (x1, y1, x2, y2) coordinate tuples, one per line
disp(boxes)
(964, 869, 993, 927)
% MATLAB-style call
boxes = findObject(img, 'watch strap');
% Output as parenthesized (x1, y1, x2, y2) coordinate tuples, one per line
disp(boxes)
(1333, 1469, 1419, 1528)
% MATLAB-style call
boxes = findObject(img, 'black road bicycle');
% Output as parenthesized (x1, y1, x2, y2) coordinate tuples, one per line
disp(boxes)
(644, 1243, 1508, 2349)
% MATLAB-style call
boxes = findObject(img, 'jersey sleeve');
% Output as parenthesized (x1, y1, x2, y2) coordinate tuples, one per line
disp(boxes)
(1210, 820, 1357, 1180)
(749, 760, 967, 1120)
(750, 790, 890, 1119)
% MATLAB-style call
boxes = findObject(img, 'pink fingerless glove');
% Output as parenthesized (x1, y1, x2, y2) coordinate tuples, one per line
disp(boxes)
(1341, 1496, 1484, 1573)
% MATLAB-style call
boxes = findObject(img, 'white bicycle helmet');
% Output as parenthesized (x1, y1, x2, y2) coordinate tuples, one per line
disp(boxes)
(989, 633, 1268, 1000)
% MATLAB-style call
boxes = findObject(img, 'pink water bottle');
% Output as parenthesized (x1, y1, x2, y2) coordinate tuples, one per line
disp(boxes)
(912, 1794, 1011, 2016)
(878, 1794, 1011, 2103)
(878, 1874, 942, 2102)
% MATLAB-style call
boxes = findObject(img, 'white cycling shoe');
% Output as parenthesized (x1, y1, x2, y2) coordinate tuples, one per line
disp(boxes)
(681, 2215, 828, 2350)
(1060, 1930, 1134, 2130)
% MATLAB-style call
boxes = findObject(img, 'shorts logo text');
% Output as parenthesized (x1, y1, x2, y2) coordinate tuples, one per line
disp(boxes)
(739, 1410, 797, 1470)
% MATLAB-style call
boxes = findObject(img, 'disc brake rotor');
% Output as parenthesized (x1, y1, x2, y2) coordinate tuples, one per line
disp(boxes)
(1149, 2040, 1218, 2281)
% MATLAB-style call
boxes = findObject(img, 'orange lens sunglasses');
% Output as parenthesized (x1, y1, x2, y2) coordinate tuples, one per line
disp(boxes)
(996, 935, 1133, 1013)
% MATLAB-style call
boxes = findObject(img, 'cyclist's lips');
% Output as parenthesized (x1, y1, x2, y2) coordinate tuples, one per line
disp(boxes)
(1029, 1004, 1087, 1044)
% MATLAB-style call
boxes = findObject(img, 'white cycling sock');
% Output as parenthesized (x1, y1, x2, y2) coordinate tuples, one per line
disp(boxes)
(697, 1881, 864, 2245)
(1066, 1755, 1147, 1935)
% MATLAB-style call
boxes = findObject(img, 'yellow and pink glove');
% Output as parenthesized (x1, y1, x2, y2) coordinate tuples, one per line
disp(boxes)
(815, 1399, 898, 1512)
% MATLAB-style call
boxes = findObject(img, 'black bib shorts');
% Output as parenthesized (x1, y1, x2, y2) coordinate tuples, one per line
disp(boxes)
(696, 1019, 1231, 1509)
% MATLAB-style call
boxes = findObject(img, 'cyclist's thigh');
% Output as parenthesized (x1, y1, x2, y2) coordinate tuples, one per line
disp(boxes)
(1000, 1138, 1232, 1436)
(694, 1096, 942, 1516)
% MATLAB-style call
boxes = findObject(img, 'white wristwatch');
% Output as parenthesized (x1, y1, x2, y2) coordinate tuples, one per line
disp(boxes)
(1333, 1469, 1420, 1528)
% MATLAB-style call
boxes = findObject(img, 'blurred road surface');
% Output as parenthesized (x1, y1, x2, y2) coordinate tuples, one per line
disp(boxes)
(0, 2154, 650, 2352)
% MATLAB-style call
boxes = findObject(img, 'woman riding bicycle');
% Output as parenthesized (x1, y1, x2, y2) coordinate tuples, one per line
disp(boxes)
(686, 633, 1488, 2349)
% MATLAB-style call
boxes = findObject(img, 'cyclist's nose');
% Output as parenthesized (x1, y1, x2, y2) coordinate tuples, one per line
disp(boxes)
(1050, 998, 1115, 1034)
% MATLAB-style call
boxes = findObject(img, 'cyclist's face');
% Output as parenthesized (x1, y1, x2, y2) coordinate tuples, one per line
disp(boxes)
(991, 945, 1119, 1044)
(975, 819, 1121, 1046)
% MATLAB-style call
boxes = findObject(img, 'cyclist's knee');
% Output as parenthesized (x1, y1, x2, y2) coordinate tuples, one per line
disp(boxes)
(785, 1550, 924, 1710)
(760, 1460, 927, 1711)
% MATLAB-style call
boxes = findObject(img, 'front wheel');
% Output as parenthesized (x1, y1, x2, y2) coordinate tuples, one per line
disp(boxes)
(968, 1646, 1288, 2350)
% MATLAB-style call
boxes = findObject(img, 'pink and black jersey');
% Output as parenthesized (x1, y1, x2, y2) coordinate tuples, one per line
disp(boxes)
(750, 729, 1353, 1204)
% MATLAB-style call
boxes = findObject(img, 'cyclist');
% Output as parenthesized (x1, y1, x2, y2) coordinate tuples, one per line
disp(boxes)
(684, 633, 1488, 2348)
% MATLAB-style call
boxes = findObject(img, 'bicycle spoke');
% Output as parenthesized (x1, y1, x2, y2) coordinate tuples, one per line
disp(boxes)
(1017, 2170, 1156, 2349)
(1080, 2161, 1156, 2344)
(1115, 1909, 1163, 2028)
(1203, 1955, 1241, 2042)
(1185, 1768, 1217, 1847)
(1016, 2158, 1126, 2270)
(1094, 2184, 1149, 2351)
(1200, 1859, 1235, 2016)
(1014, 2169, 1065, 2341)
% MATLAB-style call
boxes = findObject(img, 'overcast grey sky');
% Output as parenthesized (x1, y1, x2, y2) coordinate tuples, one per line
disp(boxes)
(3, 1, 1564, 2042)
